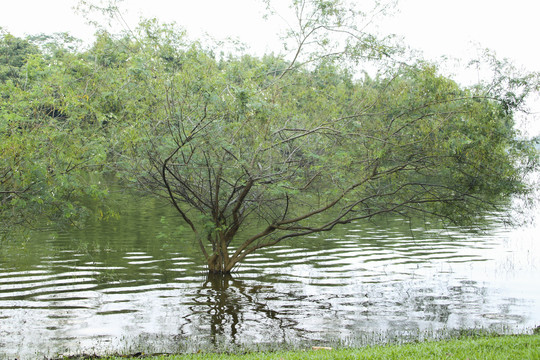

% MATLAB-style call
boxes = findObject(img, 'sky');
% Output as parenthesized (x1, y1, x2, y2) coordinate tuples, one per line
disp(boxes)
(1, 0, 539, 133)
(1, 0, 538, 69)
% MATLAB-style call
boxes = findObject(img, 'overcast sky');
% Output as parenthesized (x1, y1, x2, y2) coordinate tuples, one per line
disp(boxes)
(1, 0, 539, 133)
(1, 0, 538, 68)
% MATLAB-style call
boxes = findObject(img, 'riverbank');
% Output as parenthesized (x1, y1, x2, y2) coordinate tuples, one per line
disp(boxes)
(57, 333, 540, 359)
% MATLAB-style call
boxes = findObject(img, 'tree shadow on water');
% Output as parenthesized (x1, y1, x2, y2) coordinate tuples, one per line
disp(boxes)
(180, 272, 293, 350)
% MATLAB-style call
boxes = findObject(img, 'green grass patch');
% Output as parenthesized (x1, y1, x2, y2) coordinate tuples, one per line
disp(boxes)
(62, 334, 540, 360)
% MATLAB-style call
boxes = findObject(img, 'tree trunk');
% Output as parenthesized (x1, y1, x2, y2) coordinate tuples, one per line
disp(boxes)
(207, 253, 237, 274)
(206, 233, 237, 274)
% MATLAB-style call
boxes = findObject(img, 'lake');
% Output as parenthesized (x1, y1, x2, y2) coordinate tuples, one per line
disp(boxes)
(1, 196, 539, 358)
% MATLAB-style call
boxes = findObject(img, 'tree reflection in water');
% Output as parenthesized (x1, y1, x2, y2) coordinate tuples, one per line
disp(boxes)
(1, 203, 539, 358)
(179, 273, 291, 348)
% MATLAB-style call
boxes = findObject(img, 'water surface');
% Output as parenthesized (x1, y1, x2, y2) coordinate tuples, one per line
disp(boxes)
(1, 200, 539, 358)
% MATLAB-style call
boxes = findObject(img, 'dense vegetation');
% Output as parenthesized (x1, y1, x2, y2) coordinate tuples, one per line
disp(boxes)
(1, 0, 538, 272)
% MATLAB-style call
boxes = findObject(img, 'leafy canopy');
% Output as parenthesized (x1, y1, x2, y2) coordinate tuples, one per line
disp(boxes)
(1, 0, 538, 274)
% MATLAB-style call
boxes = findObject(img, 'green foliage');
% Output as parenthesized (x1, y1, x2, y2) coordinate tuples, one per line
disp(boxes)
(1, 1, 538, 273)
(104, 17, 536, 273)
(0, 30, 39, 82)
(0, 31, 112, 235)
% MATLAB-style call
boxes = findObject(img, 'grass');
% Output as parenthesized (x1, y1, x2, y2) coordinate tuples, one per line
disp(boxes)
(59, 334, 540, 360)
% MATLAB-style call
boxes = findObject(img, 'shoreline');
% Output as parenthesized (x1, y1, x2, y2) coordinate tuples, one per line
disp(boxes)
(45, 332, 540, 360)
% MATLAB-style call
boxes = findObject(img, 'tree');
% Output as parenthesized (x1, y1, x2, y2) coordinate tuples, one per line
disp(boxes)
(0, 29, 39, 83)
(2, 0, 537, 273)
(105, 0, 539, 273)
(0, 31, 112, 237)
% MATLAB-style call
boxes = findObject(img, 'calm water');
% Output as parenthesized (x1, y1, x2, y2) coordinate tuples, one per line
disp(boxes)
(1, 198, 539, 358)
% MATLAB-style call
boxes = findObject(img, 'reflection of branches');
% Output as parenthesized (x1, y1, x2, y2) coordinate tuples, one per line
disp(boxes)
(179, 273, 293, 347)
